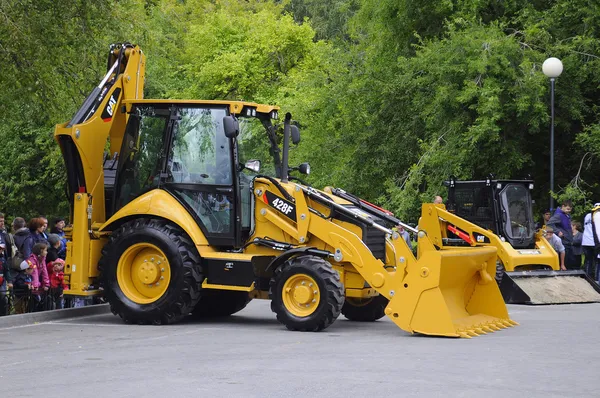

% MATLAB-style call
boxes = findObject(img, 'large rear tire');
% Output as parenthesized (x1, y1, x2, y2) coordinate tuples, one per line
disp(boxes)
(341, 295, 388, 322)
(190, 290, 251, 318)
(99, 218, 203, 325)
(269, 255, 344, 332)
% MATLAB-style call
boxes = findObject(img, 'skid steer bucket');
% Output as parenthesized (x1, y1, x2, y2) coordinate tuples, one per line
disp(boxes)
(499, 270, 600, 304)
(387, 244, 517, 338)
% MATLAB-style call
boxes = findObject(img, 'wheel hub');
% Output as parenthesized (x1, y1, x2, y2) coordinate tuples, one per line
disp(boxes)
(292, 285, 314, 304)
(282, 274, 320, 317)
(137, 261, 160, 285)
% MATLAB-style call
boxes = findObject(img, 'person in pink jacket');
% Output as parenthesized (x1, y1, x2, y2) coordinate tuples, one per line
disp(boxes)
(27, 242, 49, 292)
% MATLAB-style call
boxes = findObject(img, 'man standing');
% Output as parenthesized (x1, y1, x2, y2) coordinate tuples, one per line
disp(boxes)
(548, 200, 576, 269)
(0, 213, 13, 270)
(591, 203, 600, 283)
(582, 208, 597, 279)
(434, 196, 443, 205)
(536, 209, 551, 230)
(0, 213, 13, 315)
(396, 225, 413, 251)
(545, 226, 567, 271)
(0, 213, 6, 234)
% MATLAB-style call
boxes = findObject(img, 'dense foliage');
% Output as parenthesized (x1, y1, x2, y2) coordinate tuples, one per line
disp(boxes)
(0, 0, 598, 223)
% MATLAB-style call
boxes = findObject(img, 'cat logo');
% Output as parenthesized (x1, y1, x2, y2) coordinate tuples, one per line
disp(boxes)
(224, 262, 234, 271)
(100, 88, 122, 122)
(106, 95, 117, 117)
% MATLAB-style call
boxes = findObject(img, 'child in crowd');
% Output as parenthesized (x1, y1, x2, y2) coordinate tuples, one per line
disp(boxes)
(28, 242, 50, 291)
(50, 218, 67, 260)
(46, 234, 62, 275)
(13, 260, 34, 314)
(49, 259, 68, 309)
(27, 242, 50, 312)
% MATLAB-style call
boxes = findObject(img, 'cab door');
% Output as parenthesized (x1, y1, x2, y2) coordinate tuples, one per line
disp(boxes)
(163, 106, 237, 247)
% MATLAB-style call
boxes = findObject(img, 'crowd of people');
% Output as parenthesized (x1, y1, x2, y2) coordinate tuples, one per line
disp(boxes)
(539, 200, 600, 283)
(0, 214, 78, 316)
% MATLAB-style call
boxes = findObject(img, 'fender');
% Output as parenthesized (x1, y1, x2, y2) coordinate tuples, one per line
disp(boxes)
(266, 247, 333, 272)
(100, 189, 209, 246)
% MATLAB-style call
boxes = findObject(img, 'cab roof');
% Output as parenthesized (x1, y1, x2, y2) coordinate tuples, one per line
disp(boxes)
(123, 99, 280, 116)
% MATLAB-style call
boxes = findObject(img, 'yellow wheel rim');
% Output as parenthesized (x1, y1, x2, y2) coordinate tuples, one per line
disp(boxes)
(117, 243, 171, 304)
(282, 273, 320, 317)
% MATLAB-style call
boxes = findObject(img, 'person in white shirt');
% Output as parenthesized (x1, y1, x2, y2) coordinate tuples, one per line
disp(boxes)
(581, 203, 600, 281)
(590, 203, 600, 282)
(582, 211, 596, 278)
(545, 226, 566, 271)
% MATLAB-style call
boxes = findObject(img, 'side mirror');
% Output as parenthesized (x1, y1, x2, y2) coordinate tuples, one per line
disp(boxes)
(291, 125, 300, 145)
(245, 159, 261, 173)
(298, 162, 310, 175)
(223, 116, 239, 138)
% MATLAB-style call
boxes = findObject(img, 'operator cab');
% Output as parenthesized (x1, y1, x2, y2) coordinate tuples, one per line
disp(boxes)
(108, 100, 291, 248)
(444, 176, 536, 249)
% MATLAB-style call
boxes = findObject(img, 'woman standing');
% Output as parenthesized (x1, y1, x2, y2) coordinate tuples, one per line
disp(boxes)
(25, 218, 47, 261)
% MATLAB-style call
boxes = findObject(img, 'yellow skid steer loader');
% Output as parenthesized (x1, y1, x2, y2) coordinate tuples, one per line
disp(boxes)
(53, 43, 516, 338)
(443, 176, 600, 305)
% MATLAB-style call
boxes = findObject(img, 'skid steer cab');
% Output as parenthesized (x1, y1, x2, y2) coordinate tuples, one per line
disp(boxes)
(54, 43, 518, 338)
(443, 175, 600, 304)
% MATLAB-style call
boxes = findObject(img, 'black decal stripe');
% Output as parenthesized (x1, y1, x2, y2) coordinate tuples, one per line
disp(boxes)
(265, 191, 297, 222)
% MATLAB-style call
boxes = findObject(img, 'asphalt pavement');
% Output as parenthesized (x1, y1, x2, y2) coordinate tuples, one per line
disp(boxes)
(1, 301, 598, 398)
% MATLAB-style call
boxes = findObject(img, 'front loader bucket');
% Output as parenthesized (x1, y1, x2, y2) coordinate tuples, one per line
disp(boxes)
(386, 246, 517, 338)
(499, 270, 600, 304)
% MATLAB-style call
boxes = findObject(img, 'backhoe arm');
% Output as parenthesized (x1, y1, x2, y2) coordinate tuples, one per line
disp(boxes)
(53, 43, 146, 295)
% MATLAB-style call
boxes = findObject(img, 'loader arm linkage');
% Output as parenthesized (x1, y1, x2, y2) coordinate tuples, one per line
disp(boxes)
(420, 207, 559, 271)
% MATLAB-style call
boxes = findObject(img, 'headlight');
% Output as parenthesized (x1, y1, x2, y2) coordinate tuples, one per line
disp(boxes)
(299, 162, 310, 175)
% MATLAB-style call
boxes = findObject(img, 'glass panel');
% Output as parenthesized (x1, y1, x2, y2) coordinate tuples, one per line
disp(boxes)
(237, 118, 275, 229)
(452, 185, 494, 232)
(176, 189, 232, 234)
(502, 184, 533, 240)
(237, 118, 277, 177)
(115, 107, 168, 208)
(168, 107, 231, 185)
(239, 172, 253, 229)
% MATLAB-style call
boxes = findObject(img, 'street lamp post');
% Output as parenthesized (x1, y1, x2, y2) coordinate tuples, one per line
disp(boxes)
(542, 57, 563, 212)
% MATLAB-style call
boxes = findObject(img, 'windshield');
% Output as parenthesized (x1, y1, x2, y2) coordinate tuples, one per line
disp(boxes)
(500, 184, 534, 241)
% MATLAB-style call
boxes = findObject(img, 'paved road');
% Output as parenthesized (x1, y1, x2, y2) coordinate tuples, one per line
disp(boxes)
(1, 301, 598, 398)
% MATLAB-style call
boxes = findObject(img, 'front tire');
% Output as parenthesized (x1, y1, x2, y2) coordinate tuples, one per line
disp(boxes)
(341, 295, 388, 322)
(99, 218, 203, 325)
(269, 256, 344, 332)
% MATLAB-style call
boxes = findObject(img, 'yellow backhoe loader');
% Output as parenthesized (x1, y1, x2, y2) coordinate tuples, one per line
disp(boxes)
(53, 43, 517, 338)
